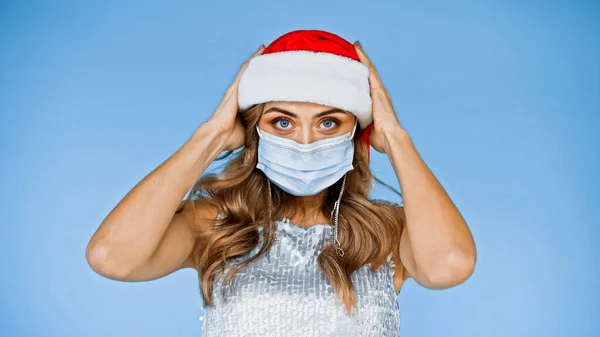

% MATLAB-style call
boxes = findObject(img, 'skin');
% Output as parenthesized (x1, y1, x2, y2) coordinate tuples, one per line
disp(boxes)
(86, 42, 476, 298)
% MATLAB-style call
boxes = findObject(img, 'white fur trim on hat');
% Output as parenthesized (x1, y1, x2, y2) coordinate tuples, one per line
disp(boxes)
(238, 50, 373, 129)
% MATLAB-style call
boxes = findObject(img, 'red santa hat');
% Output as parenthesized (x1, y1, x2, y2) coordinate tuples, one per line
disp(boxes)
(238, 29, 373, 161)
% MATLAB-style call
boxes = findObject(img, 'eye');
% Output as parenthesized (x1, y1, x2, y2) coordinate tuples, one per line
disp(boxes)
(320, 119, 338, 130)
(272, 117, 292, 130)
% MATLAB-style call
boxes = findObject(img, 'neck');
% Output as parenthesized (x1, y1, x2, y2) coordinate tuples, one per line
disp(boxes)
(287, 190, 330, 225)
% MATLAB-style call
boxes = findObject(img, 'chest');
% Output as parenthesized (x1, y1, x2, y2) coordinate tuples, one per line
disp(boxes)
(210, 222, 399, 309)
(202, 226, 400, 336)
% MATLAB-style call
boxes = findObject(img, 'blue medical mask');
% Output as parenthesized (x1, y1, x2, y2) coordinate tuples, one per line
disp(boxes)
(256, 120, 357, 196)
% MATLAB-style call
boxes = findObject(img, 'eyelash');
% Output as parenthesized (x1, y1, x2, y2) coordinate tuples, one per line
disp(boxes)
(271, 117, 340, 130)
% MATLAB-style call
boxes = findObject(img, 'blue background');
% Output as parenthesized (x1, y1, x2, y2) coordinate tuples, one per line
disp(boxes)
(1, 1, 598, 336)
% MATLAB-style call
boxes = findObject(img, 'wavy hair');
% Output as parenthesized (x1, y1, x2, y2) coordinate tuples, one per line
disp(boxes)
(176, 103, 405, 314)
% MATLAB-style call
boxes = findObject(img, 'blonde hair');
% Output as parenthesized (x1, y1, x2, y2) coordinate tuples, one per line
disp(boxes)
(177, 103, 405, 314)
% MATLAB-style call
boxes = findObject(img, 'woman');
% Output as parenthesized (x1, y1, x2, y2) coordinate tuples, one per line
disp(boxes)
(86, 30, 477, 336)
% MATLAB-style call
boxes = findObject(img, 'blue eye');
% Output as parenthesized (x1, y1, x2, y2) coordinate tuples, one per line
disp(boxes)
(321, 119, 338, 129)
(274, 118, 291, 129)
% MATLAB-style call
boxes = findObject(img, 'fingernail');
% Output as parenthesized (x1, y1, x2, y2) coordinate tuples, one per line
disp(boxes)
(355, 40, 362, 49)
(258, 44, 265, 51)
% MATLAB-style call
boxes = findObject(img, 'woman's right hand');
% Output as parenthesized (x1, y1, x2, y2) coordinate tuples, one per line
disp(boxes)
(208, 44, 265, 151)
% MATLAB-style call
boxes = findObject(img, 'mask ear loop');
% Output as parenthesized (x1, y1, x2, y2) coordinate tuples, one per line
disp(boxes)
(350, 118, 358, 139)
(330, 122, 354, 258)
(330, 173, 347, 258)
(266, 179, 274, 263)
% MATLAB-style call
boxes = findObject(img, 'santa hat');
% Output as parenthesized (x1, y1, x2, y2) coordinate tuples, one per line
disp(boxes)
(238, 29, 373, 161)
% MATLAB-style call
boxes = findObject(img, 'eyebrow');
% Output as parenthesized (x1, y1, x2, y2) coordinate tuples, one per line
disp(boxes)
(263, 107, 348, 118)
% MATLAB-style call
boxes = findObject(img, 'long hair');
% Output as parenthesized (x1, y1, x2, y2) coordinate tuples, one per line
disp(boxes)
(176, 103, 405, 314)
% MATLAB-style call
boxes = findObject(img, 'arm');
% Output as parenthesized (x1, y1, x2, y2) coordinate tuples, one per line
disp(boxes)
(86, 123, 227, 281)
(116, 199, 220, 282)
(85, 45, 265, 282)
(353, 41, 476, 289)
(387, 129, 476, 289)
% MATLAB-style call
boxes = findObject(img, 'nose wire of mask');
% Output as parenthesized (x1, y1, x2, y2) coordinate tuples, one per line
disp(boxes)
(255, 125, 356, 151)
(255, 118, 357, 148)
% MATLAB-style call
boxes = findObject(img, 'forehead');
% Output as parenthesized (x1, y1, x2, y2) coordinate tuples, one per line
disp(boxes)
(263, 101, 351, 115)
(265, 101, 333, 111)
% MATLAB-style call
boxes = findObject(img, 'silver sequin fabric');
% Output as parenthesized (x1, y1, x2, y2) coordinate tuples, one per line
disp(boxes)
(199, 218, 400, 336)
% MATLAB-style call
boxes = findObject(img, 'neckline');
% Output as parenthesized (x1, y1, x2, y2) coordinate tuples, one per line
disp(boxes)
(275, 219, 334, 231)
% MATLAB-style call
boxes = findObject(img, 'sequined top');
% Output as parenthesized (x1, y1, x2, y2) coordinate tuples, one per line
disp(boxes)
(199, 218, 401, 336)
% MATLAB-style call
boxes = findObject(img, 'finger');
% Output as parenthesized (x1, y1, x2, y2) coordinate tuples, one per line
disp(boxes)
(250, 44, 266, 58)
(237, 45, 266, 79)
(230, 46, 264, 95)
(354, 42, 373, 67)
(219, 45, 266, 110)
(227, 45, 265, 94)
(354, 43, 386, 92)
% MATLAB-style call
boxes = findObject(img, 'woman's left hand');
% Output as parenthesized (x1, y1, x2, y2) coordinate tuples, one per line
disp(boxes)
(354, 41, 405, 154)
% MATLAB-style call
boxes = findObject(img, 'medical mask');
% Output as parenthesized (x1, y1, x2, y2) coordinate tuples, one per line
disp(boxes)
(256, 121, 357, 196)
